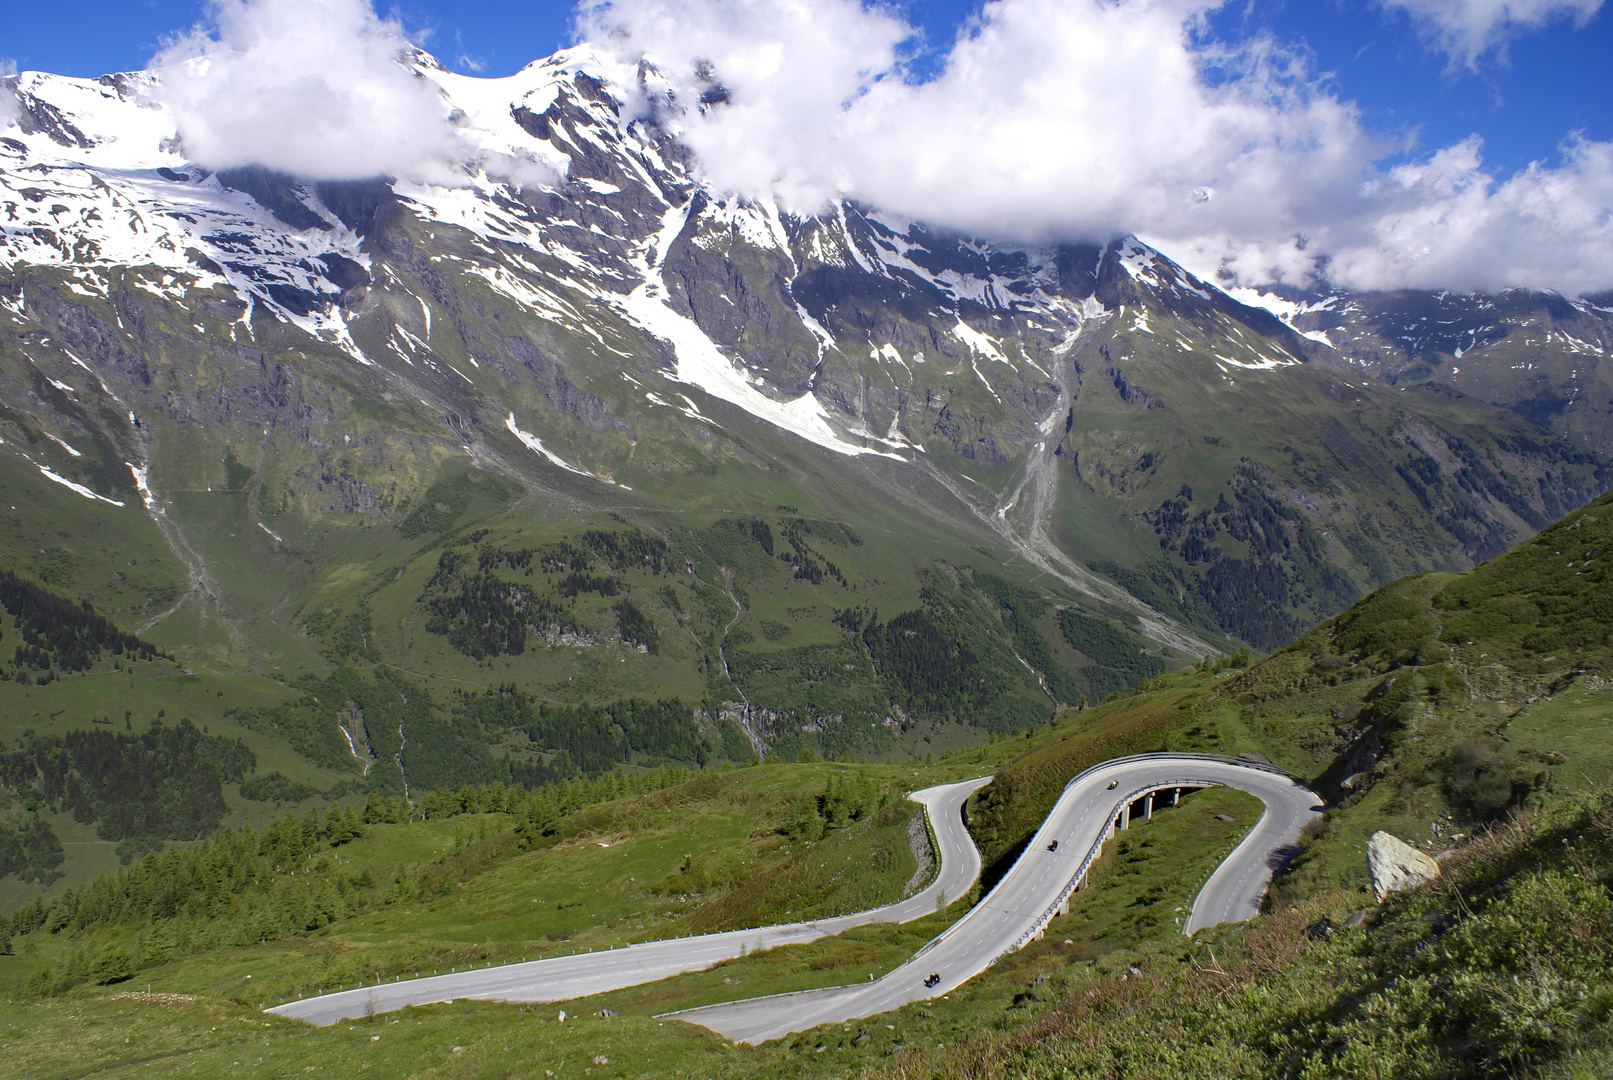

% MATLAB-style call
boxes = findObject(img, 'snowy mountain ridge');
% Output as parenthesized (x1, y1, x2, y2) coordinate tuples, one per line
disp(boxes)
(2, 49, 1313, 463)
(3, 46, 1613, 667)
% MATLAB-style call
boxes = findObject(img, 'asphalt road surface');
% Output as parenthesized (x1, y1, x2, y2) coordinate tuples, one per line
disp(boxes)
(268, 776, 991, 1026)
(668, 754, 1322, 1044)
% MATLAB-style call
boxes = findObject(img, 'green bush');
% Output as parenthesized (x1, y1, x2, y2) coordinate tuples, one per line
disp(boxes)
(1059, 609, 1165, 698)
(1438, 739, 1524, 819)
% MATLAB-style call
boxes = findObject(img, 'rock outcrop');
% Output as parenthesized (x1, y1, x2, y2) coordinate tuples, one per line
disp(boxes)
(1367, 831, 1441, 901)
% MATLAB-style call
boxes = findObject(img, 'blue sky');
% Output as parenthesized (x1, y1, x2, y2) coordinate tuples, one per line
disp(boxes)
(5, 0, 1606, 178)
(1205, 1, 1613, 178)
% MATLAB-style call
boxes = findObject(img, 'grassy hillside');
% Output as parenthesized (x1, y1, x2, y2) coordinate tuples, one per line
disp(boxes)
(7, 246, 1612, 920)
(0, 459, 1179, 908)
(2, 466, 1610, 1080)
(0, 759, 962, 1005)
(0, 769, 1266, 1080)
(1052, 298, 1611, 652)
(971, 488, 1613, 886)
(861, 786, 1613, 1080)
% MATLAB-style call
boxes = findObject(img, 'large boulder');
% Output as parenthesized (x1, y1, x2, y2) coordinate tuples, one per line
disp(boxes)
(1367, 831, 1441, 901)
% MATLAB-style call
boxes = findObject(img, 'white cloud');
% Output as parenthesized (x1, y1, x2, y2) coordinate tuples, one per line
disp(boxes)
(148, 0, 466, 181)
(583, 0, 1376, 241)
(1378, 0, 1604, 67)
(127, 0, 1613, 294)
(0, 59, 18, 130)
(578, 0, 1613, 295)
(1327, 136, 1613, 294)
(1165, 139, 1613, 294)
(581, 0, 913, 210)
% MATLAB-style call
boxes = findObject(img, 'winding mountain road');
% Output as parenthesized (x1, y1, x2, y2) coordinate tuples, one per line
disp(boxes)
(268, 777, 991, 1027)
(270, 755, 1320, 1039)
(667, 754, 1322, 1044)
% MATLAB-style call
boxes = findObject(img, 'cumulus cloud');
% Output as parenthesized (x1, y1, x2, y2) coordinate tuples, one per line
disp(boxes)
(581, 0, 913, 209)
(131, 0, 1613, 293)
(148, 0, 465, 181)
(577, 0, 1613, 294)
(1171, 137, 1613, 294)
(0, 59, 19, 130)
(1378, 0, 1604, 67)
(1329, 136, 1613, 293)
(583, 0, 1374, 240)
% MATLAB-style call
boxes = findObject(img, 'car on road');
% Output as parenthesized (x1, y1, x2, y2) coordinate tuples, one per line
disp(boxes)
(1107, 780, 1119, 789)
(923, 973, 941, 988)
(1046, 839, 1059, 851)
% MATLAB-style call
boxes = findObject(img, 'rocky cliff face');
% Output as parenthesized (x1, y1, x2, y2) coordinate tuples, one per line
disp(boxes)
(1, 48, 1610, 659)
